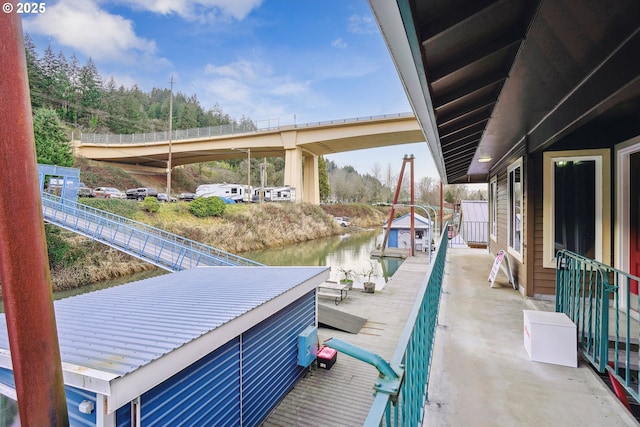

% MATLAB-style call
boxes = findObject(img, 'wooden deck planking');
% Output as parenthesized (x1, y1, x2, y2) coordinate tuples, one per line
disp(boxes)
(263, 254, 431, 426)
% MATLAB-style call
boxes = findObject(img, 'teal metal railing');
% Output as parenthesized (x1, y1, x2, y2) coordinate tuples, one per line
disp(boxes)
(556, 250, 640, 402)
(363, 223, 449, 426)
(41, 192, 263, 270)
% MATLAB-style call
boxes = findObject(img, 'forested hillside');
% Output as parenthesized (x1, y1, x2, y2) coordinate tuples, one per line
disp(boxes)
(24, 34, 255, 135)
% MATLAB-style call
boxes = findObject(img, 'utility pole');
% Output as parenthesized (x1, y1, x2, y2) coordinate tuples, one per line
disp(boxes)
(260, 158, 267, 203)
(246, 148, 251, 202)
(166, 75, 174, 196)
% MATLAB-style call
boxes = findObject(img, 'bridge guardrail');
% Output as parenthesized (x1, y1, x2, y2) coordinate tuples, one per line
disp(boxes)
(41, 193, 263, 270)
(75, 112, 415, 144)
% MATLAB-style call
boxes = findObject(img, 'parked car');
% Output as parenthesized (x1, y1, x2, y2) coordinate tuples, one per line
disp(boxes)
(179, 192, 197, 202)
(333, 216, 351, 227)
(157, 193, 177, 202)
(94, 187, 126, 199)
(78, 186, 95, 198)
(126, 187, 158, 201)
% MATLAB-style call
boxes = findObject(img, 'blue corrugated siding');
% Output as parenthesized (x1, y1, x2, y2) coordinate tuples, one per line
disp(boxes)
(66, 386, 97, 427)
(116, 401, 131, 427)
(140, 338, 241, 426)
(241, 292, 316, 426)
(123, 291, 315, 427)
(0, 368, 96, 427)
(0, 367, 15, 389)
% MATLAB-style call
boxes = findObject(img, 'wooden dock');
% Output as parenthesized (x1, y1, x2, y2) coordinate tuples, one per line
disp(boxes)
(263, 252, 431, 426)
(370, 247, 410, 258)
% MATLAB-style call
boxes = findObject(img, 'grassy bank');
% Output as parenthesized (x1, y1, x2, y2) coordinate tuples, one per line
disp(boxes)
(46, 200, 387, 291)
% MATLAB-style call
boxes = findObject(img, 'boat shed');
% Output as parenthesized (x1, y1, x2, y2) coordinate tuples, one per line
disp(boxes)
(0, 266, 329, 426)
(459, 200, 489, 248)
(384, 213, 433, 252)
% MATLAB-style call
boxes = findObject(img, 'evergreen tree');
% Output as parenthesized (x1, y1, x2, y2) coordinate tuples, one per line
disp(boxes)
(101, 77, 123, 132)
(318, 156, 330, 201)
(66, 53, 81, 123)
(24, 33, 44, 108)
(79, 58, 102, 128)
(177, 102, 199, 129)
(33, 108, 73, 166)
(56, 51, 71, 117)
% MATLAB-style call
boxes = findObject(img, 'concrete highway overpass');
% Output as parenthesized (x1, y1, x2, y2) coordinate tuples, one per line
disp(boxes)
(74, 113, 426, 204)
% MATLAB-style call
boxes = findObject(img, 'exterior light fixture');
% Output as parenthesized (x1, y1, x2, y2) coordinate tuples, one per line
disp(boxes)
(79, 400, 94, 414)
(478, 156, 492, 163)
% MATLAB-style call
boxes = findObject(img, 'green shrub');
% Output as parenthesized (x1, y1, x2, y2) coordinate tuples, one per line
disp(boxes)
(142, 196, 160, 213)
(45, 225, 82, 268)
(189, 196, 226, 218)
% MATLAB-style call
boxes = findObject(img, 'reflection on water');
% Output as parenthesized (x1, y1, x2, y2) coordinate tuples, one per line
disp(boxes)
(0, 230, 400, 314)
(53, 269, 168, 301)
(242, 228, 402, 290)
(0, 269, 168, 313)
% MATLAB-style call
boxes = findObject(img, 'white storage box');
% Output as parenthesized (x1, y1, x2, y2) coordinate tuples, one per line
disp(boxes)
(523, 310, 577, 367)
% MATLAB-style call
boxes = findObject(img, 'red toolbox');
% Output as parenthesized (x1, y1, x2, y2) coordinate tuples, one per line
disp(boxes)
(317, 345, 337, 369)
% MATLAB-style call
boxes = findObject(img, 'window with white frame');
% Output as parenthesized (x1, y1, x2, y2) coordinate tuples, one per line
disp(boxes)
(508, 159, 523, 260)
(542, 150, 610, 268)
(490, 176, 497, 241)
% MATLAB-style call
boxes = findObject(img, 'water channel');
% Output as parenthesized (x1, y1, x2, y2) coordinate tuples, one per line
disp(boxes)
(242, 228, 403, 291)
(0, 228, 402, 312)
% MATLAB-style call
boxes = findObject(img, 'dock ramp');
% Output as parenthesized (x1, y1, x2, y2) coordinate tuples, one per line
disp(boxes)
(41, 193, 263, 271)
(318, 304, 367, 334)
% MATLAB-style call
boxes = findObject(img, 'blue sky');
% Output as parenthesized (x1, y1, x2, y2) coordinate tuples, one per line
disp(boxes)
(23, 0, 438, 180)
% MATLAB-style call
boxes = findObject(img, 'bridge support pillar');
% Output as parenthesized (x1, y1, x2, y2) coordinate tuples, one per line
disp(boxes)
(284, 147, 304, 202)
(284, 148, 320, 204)
(303, 154, 320, 205)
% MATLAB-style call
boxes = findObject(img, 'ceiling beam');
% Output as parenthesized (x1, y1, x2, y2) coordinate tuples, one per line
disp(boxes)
(528, 29, 640, 152)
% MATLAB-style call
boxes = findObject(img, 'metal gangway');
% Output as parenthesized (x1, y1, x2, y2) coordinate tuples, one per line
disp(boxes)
(41, 192, 263, 271)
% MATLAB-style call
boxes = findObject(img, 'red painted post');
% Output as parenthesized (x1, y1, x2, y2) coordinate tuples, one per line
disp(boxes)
(0, 8, 70, 426)
(381, 157, 409, 253)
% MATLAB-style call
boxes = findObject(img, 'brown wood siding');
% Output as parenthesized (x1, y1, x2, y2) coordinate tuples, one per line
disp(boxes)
(530, 154, 557, 296)
(488, 159, 527, 292)
(489, 168, 508, 255)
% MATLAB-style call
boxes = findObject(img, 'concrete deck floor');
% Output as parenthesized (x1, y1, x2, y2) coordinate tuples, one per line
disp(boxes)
(425, 247, 639, 426)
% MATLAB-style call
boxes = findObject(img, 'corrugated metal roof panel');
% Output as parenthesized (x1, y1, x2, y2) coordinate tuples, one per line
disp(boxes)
(460, 200, 488, 222)
(387, 213, 433, 229)
(0, 266, 328, 380)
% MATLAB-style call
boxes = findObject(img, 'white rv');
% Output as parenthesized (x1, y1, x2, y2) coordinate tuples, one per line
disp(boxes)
(251, 186, 296, 202)
(195, 183, 251, 202)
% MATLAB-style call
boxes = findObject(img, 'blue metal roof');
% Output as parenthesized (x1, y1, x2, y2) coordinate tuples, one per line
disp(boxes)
(0, 266, 328, 402)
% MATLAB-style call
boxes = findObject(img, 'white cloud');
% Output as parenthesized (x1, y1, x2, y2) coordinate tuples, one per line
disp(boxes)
(120, 0, 264, 21)
(204, 59, 259, 80)
(348, 14, 377, 34)
(196, 58, 314, 122)
(24, 0, 157, 62)
(331, 38, 347, 49)
(270, 82, 308, 97)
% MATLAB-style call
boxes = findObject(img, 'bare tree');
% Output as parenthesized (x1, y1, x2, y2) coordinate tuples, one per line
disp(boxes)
(384, 163, 397, 203)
